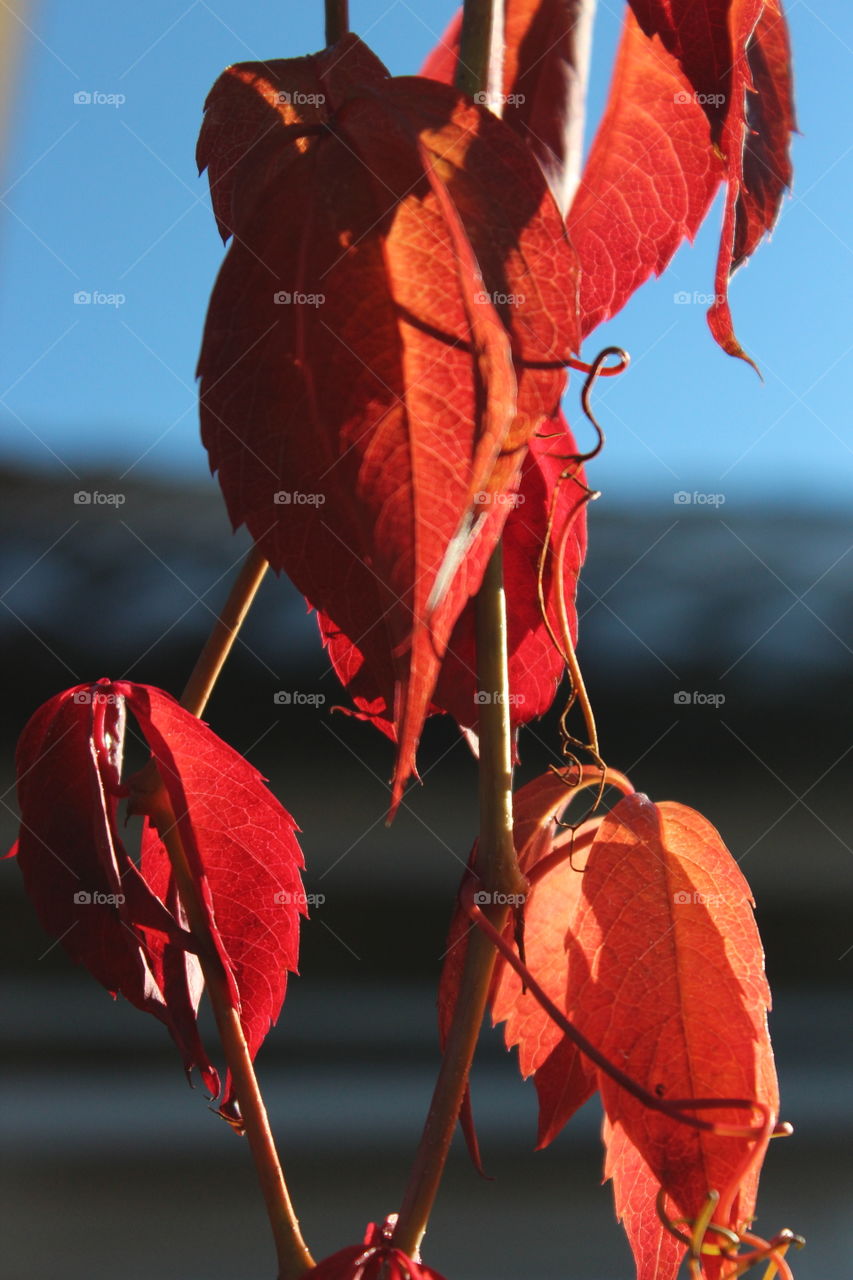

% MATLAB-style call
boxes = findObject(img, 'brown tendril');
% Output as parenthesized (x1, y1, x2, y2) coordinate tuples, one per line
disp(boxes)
(655, 1182, 803, 1277)
(536, 347, 629, 814)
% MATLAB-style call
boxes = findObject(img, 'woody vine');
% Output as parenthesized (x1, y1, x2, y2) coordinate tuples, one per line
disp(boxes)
(9, 1, 802, 1278)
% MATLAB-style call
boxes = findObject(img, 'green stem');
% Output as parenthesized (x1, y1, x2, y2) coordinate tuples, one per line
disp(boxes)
(144, 778, 315, 1279)
(324, 0, 349, 46)
(180, 543, 268, 718)
(392, 2, 517, 1258)
(392, 545, 524, 1259)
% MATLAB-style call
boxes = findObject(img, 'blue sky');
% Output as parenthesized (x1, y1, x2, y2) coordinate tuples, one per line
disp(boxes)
(0, 0, 850, 510)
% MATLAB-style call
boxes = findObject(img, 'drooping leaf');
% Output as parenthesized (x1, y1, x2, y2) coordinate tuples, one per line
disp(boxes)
(422, 2, 592, 213)
(618, 0, 794, 363)
(570, 795, 779, 1241)
(426, 3, 793, 360)
(567, 11, 723, 336)
(10, 680, 305, 1112)
(125, 681, 306, 1111)
(10, 681, 218, 1095)
(306, 1220, 448, 1280)
(438, 768, 625, 1152)
(320, 412, 589, 749)
(197, 34, 580, 812)
(489, 768, 632, 1147)
(603, 1116, 686, 1280)
(708, 0, 796, 362)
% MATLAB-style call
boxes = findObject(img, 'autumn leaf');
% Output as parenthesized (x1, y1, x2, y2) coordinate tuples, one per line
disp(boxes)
(620, 0, 795, 362)
(422, 1, 592, 214)
(489, 767, 632, 1147)
(306, 1220, 448, 1279)
(10, 680, 305, 1110)
(603, 1116, 686, 1280)
(197, 34, 580, 812)
(570, 795, 779, 1251)
(425, 3, 794, 362)
(567, 10, 723, 336)
(320, 412, 589, 749)
(438, 767, 628, 1153)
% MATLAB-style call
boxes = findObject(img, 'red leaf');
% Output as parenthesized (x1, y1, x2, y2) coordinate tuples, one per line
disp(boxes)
(125, 682, 305, 1109)
(320, 413, 589, 747)
(438, 768, 620, 1152)
(422, 2, 593, 213)
(197, 35, 579, 812)
(434, 414, 589, 742)
(611, 1, 794, 363)
(307, 1221, 447, 1280)
(603, 1116, 686, 1280)
(10, 680, 305, 1109)
(627, 0, 738, 142)
(708, 0, 796, 363)
(571, 795, 779, 1239)
(490, 769, 618, 1147)
(567, 11, 723, 335)
(733, 0, 795, 270)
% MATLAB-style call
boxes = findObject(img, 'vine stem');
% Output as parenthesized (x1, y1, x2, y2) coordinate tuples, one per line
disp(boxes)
(180, 543, 268, 717)
(170, 543, 318, 1274)
(138, 773, 314, 1279)
(392, 0, 522, 1256)
(324, 0, 349, 46)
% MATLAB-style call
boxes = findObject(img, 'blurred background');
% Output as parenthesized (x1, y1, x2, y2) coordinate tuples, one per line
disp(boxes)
(1, 2, 851, 1278)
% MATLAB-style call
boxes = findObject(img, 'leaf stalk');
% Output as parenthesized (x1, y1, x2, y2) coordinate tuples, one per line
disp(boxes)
(144, 777, 315, 1279)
